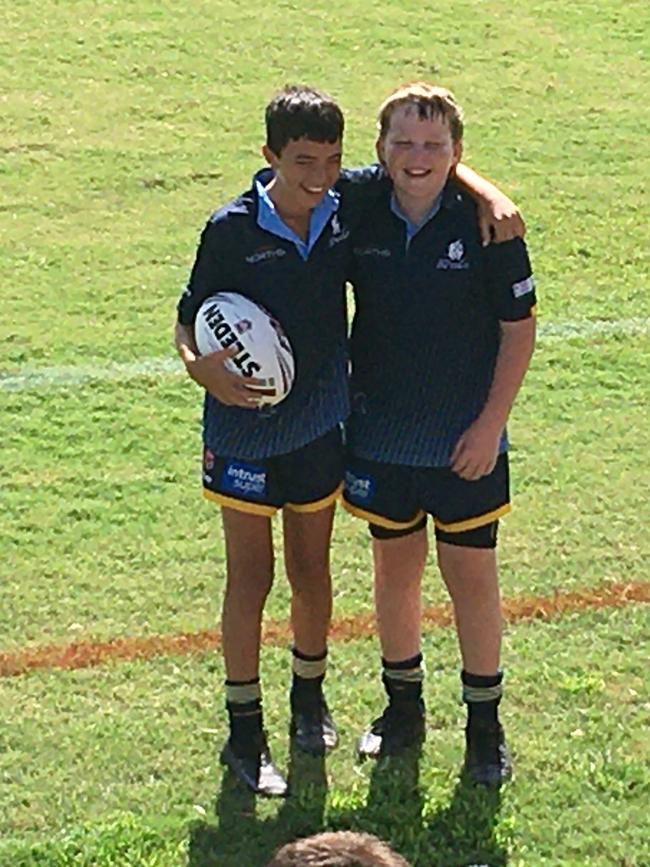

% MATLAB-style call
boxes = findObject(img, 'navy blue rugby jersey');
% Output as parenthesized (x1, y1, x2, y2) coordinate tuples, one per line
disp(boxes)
(347, 179, 536, 468)
(177, 168, 387, 459)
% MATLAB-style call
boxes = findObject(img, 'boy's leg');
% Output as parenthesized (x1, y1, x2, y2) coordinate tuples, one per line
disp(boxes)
(432, 453, 513, 787)
(373, 527, 427, 663)
(219, 506, 287, 797)
(356, 524, 428, 759)
(283, 504, 334, 658)
(221, 507, 274, 681)
(283, 503, 338, 755)
(436, 537, 511, 787)
(435, 542, 501, 676)
(343, 458, 428, 759)
(277, 427, 344, 755)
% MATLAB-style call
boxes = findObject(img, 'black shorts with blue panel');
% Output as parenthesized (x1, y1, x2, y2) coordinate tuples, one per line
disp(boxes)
(343, 453, 509, 548)
(203, 426, 344, 516)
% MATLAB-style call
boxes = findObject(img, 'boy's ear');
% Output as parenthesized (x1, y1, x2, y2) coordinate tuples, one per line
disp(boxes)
(375, 137, 386, 168)
(262, 144, 277, 166)
(452, 139, 463, 169)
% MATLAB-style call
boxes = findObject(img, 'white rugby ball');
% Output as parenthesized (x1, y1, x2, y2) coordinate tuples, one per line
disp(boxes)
(194, 292, 295, 406)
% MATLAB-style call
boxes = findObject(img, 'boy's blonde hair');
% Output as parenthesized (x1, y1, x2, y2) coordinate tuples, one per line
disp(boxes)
(377, 82, 464, 143)
(266, 830, 412, 867)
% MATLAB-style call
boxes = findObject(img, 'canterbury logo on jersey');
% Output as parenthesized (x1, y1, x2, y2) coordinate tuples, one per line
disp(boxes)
(344, 470, 375, 502)
(328, 228, 350, 247)
(436, 238, 470, 270)
(245, 247, 287, 264)
(354, 246, 391, 258)
(327, 214, 350, 247)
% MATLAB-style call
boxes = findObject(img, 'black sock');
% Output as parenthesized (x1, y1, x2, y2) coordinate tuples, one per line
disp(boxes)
(462, 669, 503, 727)
(382, 653, 424, 704)
(225, 678, 263, 749)
(291, 647, 327, 706)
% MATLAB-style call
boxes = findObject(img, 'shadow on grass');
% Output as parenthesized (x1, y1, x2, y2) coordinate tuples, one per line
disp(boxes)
(329, 746, 506, 867)
(421, 776, 506, 867)
(187, 744, 505, 867)
(187, 742, 328, 867)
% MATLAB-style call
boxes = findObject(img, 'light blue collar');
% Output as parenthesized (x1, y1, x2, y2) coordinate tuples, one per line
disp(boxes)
(390, 191, 443, 247)
(256, 178, 340, 261)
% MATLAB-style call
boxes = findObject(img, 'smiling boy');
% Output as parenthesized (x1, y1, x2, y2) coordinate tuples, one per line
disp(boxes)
(344, 83, 537, 786)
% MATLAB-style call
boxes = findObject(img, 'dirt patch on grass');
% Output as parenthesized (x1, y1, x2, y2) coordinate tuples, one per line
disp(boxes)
(1, 582, 648, 678)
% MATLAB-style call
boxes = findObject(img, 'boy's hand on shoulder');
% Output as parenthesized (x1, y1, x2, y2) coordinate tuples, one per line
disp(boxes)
(185, 347, 266, 407)
(450, 420, 502, 481)
(476, 192, 526, 246)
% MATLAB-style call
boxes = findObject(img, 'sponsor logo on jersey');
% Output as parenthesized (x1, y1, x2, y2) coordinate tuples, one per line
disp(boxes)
(353, 246, 391, 258)
(512, 275, 535, 298)
(436, 238, 470, 270)
(344, 470, 375, 504)
(204, 448, 215, 471)
(245, 246, 287, 264)
(221, 461, 267, 498)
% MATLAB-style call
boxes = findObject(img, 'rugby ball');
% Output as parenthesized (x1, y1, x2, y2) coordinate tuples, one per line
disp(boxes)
(194, 292, 295, 406)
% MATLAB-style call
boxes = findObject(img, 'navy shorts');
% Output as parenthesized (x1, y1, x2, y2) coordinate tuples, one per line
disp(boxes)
(343, 452, 510, 536)
(202, 426, 343, 517)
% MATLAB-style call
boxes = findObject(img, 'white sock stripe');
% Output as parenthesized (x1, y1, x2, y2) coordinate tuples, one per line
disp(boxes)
(385, 666, 424, 683)
(292, 656, 327, 679)
(463, 684, 503, 703)
(2, 317, 648, 394)
(225, 682, 262, 704)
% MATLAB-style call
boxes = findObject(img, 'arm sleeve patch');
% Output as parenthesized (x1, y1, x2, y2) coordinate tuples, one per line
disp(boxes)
(483, 238, 537, 321)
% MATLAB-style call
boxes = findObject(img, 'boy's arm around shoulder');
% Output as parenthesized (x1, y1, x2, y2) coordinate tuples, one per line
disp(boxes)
(454, 163, 526, 246)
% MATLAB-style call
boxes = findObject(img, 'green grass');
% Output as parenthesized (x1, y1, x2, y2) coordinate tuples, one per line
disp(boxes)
(1, 607, 648, 865)
(2, 0, 650, 864)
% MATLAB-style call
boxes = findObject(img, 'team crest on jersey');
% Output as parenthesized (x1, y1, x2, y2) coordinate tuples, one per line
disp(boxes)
(344, 470, 375, 504)
(448, 240, 464, 261)
(245, 246, 287, 264)
(436, 238, 469, 270)
(328, 214, 350, 247)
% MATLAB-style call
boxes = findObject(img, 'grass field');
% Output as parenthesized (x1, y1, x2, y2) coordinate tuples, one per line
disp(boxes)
(1, 0, 649, 864)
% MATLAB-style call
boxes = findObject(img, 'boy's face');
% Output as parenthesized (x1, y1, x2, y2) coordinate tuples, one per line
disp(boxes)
(262, 137, 343, 213)
(377, 105, 462, 206)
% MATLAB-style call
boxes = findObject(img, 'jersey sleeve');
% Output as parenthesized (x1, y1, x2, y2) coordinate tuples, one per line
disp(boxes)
(483, 238, 537, 322)
(176, 219, 236, 325)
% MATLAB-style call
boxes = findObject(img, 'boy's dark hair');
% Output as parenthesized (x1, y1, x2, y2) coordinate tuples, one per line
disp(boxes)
(266, 830, 412, 867)
(265, 85, 344, 156)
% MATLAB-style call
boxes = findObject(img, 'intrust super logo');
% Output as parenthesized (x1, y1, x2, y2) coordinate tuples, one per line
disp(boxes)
(221, 461, 267, 498)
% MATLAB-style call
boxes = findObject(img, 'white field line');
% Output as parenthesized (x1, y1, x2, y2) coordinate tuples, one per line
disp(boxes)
(1, 317, 648, 393)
